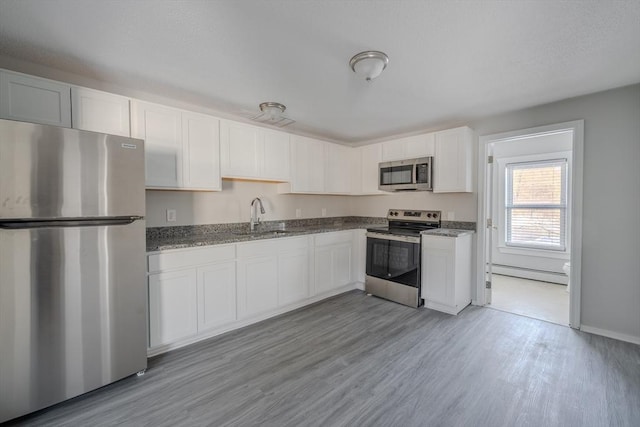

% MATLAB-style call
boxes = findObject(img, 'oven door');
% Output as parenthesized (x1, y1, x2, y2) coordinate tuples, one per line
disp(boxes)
(366, 234, 420, 287)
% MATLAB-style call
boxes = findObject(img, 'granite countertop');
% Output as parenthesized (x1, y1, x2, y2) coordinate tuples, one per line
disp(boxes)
(146, 217, 386, 252)
(422, 228, 476, 238)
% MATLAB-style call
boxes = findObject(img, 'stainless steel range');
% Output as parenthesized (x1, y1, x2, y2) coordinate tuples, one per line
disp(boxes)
(366, 209, 441, 307)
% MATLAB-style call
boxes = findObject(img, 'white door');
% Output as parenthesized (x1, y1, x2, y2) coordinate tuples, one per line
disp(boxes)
(220, 120, 260, 178)
(131, 101, 183, 188)
(197, 262, 236, 332)
(237, 256, 279, 318)
(262, 130, 290, 181)
(148, 269, 198, 347)
(182, 112, 221, 190)
(71, 87, 130, 136)
(278, 249, 309, 306)
(0, 71, 72, 127)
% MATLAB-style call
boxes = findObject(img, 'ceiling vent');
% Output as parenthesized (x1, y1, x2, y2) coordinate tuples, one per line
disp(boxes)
(250, 102, 295, 127)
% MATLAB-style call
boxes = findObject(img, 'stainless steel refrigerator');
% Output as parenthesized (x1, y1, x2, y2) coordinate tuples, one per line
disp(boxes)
(0, 118, 147, 423)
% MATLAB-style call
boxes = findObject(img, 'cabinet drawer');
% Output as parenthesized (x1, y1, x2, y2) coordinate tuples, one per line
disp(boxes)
(148, 244, 235, 272)
(314, 230, 354, 246)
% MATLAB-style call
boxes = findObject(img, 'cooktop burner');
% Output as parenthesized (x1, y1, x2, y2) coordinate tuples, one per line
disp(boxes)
(367, 209, 441, 235)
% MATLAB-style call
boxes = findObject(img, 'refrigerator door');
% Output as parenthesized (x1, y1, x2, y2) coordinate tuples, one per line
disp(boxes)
(0, 220, 147, 423)
(0, 119, 145, 220)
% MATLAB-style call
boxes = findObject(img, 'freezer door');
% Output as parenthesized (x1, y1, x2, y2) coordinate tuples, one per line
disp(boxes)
(0, 119, 145, 220)
(0, 220, 147, 423)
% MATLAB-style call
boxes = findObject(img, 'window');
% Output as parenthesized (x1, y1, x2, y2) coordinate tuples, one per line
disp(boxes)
(505, 159, 568, 251)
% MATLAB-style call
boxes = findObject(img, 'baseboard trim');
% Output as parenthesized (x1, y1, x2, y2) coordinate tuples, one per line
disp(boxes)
(492, 265, 568, 285)
(580, 324, 640, 345)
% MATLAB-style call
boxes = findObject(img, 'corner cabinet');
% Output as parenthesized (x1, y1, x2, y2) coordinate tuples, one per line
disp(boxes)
(131, 100, 221, 191)
(0, 70, 72, 127)
(421, 233, 472, 315)
(433, 126, 473, 193)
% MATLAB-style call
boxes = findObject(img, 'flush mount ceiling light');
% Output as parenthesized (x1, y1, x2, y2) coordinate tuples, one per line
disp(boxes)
(349, 50, 389, 81)
(251, 102, 295, 127)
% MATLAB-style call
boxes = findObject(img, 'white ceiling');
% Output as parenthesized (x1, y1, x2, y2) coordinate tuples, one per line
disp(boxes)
(0, 0, 639, 143)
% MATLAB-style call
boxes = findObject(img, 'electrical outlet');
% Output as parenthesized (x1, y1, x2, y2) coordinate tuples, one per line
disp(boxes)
(166, 209, 177, 222)
(295, 208, 302, 218)
(321, 208, 327, 217)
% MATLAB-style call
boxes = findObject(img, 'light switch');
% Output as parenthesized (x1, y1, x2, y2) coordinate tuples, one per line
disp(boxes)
(166, 209, 177, 222)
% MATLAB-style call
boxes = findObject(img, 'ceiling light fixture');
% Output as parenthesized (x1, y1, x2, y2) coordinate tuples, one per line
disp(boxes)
(259, 102, 286, 120)
(349, 50, 389, 81)
(251, 102, 294, 127)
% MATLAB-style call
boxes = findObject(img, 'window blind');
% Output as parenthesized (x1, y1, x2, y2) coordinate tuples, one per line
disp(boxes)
(505, 159, 568, 251)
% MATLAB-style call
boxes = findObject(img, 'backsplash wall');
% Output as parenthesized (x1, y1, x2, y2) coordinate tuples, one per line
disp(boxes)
(145, 180, 352, 227)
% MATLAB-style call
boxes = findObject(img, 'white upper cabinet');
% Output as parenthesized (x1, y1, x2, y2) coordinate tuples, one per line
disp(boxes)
(182, 112, 221, 191)
(283, 135, 326, 193)
(220, 120, 290, 181)
(381, 133, 435, 161)
(71, 87, 130, 136)
(325, 143, 351, 194)
(132, 100, 221, 191)
(359, 143, 385, 195)
(262, 129, 290, 181)
(0, 70, 71, 127)
(433, 126, 473, 193)
(132, 100, 183, 188)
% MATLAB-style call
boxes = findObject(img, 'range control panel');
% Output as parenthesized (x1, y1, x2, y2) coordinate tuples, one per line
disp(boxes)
(386, 209, 441, 222)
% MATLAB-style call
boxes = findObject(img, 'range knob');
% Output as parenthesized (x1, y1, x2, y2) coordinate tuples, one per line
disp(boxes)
(426, 213, 432, 218)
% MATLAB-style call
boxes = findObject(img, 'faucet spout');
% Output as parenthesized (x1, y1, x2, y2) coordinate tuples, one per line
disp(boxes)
(250, 197, 266, 231)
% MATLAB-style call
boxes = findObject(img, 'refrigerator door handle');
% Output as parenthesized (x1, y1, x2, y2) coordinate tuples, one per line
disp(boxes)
(0, 216, 143, 229)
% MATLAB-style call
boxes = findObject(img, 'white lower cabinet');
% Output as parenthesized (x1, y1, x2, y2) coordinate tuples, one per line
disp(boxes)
(313, 231, 354, 295)
(237, 254, 279, 318)
(237, 236, 310, 319)
(197, 262, 236, 332)
(148, 269, 198, 347)
(148, 231, 358, 355)
(421, 233, 472, 315)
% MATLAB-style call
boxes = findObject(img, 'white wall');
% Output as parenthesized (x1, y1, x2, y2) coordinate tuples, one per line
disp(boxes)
(470, 84, 640, 342)
(348, 192, 476, 221)
(146, 180, 351, 227)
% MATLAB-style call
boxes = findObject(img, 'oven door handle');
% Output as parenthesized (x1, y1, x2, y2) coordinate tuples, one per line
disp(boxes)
(366, 232, 421, 244)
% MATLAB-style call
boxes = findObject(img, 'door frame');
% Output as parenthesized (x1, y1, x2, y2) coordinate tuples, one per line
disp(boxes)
(475, 120, 584, 329)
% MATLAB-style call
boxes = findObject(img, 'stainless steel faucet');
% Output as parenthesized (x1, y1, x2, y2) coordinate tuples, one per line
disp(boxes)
(250, 197, 266, 232)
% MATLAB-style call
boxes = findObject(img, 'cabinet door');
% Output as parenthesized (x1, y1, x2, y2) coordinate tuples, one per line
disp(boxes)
(422, 237, 455, 306)
(71, 87, 130, 136)
(405, 133, 435, 158)
(333, 243, 353, 287)
(278, 248, 309, 306)
(360, 143, 384, 194)
(220, 120, 260, 178)
(325, 143, 351, 194)
(433, 127, 473, 193)
(237, 255, 279, 318)
(131, 101, 183, 188)
(182, 112, 221, 190)
(148, 269, 198, 347)
(290, 135, 325, 193)
(313, 246, 334, 295)
(197, 262, 236, 332)
(0, 71, 71, 127)
(262, 129, 290, 181)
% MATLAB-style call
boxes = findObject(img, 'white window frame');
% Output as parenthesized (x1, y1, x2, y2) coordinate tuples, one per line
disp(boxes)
(495, 151, 572, 257)
(505, 158, 568, 251)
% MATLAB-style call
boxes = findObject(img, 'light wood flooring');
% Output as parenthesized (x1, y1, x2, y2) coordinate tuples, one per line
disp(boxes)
(7, 290, 640, 426)
(490, 274, 570, 325)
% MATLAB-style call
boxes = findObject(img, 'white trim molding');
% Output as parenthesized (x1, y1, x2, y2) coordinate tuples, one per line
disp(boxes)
(580, 325, 640, 345)
(476, 120, 584, 330)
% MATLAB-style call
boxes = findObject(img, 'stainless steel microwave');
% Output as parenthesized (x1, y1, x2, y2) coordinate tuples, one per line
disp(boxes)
(379, 157, 433, 191)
